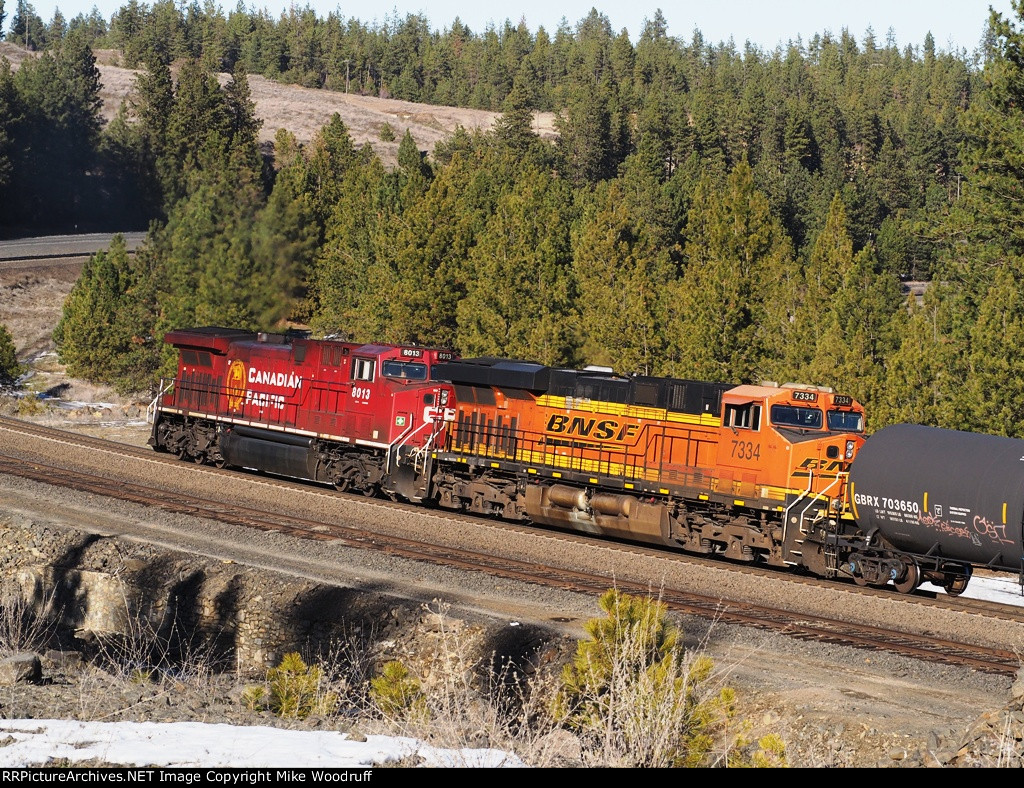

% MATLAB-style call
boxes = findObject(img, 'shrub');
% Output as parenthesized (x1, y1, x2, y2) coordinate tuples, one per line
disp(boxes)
(369, 659, 426, 720)
(554, 588, 787, 767)
(246, 652, 338, 719)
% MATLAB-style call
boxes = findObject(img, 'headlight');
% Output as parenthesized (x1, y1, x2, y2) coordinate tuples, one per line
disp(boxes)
(845, 440, 855, 459)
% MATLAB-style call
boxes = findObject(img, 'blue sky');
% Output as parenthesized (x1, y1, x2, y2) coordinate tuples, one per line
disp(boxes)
(7, 0, 1018, 52)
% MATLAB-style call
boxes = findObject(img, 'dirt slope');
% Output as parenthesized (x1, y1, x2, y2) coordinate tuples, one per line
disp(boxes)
(0, 42, 558, 169)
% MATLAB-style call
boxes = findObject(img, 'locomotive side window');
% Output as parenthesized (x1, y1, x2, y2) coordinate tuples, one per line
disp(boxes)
(724, 403, 761, 430)
(827, 409, 864, 433)
(771, 405, 823, 429)
(352, 357, 375, 381)
(382, 360, 427, 380)
(180, 350, 212, 367)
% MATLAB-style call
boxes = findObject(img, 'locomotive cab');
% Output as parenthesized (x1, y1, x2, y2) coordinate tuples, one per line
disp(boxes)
(716, 383, 867, 569)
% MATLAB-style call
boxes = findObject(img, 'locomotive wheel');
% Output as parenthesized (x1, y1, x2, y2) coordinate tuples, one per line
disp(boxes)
(893, 559, 920, 594)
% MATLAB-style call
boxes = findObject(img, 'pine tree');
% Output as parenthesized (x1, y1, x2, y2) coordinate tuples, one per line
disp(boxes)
(249, 128, 318, 327)
(927, 2, 1024, 432)
(804, 245, 902, 404)
(778, 193, 856, 380)
(571, 179, 671, 374)
(456, 166, 576, 365)
(665, 162, 794, 383)
(0, 322, 21, 385)
(53, 236, 158, 392)
(874, 284, 958, 430)
(305, 112, 359, 229)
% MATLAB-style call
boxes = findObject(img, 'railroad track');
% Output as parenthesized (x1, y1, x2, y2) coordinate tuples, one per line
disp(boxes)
(0, 416, 1021, 676)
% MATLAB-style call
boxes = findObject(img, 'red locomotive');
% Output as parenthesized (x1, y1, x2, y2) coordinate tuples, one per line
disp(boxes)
(149, 327, 456, 501)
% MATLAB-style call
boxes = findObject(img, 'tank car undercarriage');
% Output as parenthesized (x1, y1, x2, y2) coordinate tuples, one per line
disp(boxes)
(843, 542, 973, 596)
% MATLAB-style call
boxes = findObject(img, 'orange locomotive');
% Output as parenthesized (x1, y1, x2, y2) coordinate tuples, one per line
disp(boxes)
(424, 357, 867, 577)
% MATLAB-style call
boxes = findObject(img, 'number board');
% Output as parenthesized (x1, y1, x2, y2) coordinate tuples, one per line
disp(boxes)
(833, 395, 853, 407)
(791, 390, 818, 402)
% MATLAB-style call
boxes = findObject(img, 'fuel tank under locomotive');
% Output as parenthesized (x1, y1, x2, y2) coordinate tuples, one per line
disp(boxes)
(219, 425, 319, 481)
(848, 423, 1024, 572)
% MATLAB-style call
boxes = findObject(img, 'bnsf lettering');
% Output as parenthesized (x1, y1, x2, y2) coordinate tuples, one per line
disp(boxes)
(799, 458, 844, 471)
(546, 414, 639, 442)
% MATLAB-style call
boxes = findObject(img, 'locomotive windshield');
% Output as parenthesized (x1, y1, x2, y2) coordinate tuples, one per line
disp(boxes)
(826, 409, 864, 433)
(382, 360, 428, 380)
(770, 404, 823, 429)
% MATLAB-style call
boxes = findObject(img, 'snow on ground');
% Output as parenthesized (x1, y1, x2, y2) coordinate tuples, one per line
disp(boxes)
(0, 571, 1014, 768)
(930, 571, 1024, 606)
(0, 720, 525, 768)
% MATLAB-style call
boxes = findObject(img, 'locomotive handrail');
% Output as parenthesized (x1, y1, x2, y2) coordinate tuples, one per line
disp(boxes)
(147, 378, 175, 424)
(782, 469, 813, 565)
(387, 416, 434, 474)
(799, 473, 842, 534)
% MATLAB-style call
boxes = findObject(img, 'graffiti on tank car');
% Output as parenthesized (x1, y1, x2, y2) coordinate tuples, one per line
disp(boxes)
(973, 515, 1014, 545)
(916, 512, 971, 540)
(546, 414, 640, 442)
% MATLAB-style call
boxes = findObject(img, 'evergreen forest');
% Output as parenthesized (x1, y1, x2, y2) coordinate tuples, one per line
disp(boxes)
(2, 1, 1024, 436)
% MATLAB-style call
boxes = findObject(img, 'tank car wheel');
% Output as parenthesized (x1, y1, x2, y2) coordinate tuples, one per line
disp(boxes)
(943, 570, 971, 597)
(893, 559, 920, 594)
(852, 574, 869, 587)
